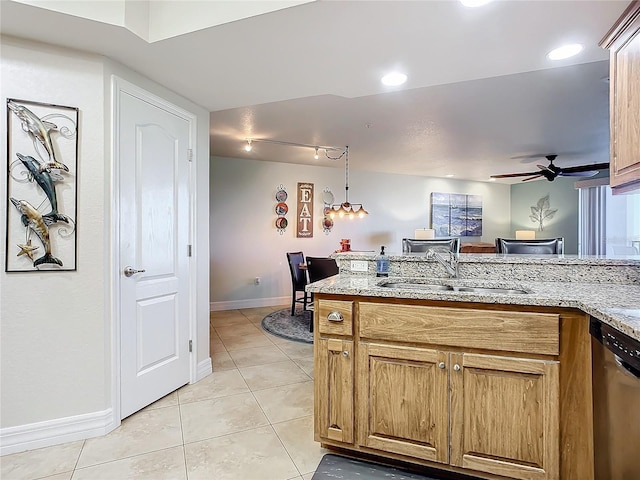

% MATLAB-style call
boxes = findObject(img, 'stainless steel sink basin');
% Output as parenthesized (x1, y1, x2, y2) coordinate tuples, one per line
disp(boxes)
(379, 282, 528, 295)
(454, 287, 528, 295)
(381, 282, 452, 291)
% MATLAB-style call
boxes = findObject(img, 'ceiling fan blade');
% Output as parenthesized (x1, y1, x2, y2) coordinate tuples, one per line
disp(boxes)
(491, 171, 542, 178)
(559, 171, 599, 177)
(522, 175, 543, 182)
(537, 164, 554, 173)
(560, 162, 610, 174)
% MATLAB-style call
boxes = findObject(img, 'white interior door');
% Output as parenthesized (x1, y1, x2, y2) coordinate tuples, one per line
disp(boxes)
(118, 89, 191, 419)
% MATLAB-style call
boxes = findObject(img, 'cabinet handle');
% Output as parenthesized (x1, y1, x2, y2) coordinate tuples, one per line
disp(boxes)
(438, 362, 446, 369)
(453, 364, 461, 372)
(327, 311, 344, 322)
(343, 351, 349, 357)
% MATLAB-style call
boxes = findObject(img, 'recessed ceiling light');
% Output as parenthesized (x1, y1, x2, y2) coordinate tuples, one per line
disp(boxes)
(381, 72, 407, 86)
(460, 0, 492, 7)
(445, 174, 455, 178)
(547, 44, 583, 60)
(489, 178, 496, 182)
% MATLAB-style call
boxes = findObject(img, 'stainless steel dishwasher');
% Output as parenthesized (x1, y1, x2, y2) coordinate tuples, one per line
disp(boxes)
(590, 317, 640, 480)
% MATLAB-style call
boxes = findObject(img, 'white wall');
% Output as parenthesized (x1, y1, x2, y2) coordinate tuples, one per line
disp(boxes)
(1, 37, 108, 429)
(0, 36, 210, 452)
(210, 155, 511, 309)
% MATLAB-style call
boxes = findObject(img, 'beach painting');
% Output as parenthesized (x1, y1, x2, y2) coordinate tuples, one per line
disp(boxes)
(431, 192, 482, 237)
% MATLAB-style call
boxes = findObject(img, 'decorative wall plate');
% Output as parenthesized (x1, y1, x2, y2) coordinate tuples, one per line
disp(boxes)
(275, 217, 288, 229)
(275, 202, 288, 215)
(275, 189, 288, 202)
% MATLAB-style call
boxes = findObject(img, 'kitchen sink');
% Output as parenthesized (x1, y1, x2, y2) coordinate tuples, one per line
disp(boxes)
(379, 282, 528, 295)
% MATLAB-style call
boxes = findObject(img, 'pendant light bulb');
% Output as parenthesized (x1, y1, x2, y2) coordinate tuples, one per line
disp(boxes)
(245, 140, 252, 152)
(314, 147, 319, 160)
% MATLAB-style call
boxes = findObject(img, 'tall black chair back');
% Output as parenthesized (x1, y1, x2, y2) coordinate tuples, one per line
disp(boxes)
(286, 251, 311, 315)
(495, 238, 564, 254)
(305, 256, 339, 333)
(306, 257, 339, 283)
(402, 238, 460, 254)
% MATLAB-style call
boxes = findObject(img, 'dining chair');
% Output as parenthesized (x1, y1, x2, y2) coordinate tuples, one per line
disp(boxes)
(306, 257, 340, 283)
(305, 257, 339, 333)
(286, 251, 311, 316)
(495, 237, 564, 254)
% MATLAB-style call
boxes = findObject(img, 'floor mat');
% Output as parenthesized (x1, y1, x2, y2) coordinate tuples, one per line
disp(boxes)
(261, 308, 313, 343)
(312, 454, 482, 480)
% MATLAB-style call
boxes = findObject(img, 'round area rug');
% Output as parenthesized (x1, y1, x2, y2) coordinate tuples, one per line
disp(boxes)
(261, 308, 313, 344)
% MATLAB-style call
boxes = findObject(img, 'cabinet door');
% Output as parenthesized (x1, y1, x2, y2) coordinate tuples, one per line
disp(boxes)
(604, 4, 640, 191)
(357, 343, 449, 463)
(315, 338, 354, 444)
(611, 27, 640, 190)
(450, 353, 559, 480)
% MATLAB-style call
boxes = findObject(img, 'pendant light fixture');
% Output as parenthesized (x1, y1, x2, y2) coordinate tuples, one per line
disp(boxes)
(328, 146, 368, 219)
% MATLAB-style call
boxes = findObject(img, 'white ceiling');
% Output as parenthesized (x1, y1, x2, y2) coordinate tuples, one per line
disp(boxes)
(0, 0, 627, 183)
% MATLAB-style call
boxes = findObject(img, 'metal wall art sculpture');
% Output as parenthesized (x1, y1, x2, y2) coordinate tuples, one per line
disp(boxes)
(6, 99, 78, 271)
(530, 194, 557, 231)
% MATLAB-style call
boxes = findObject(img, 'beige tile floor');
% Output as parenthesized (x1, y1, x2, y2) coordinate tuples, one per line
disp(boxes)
(1, 306, 327, 480)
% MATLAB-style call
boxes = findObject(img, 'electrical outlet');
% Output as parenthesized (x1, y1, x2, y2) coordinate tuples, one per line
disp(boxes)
(254, 277, 261, 285)
(350, 260, 368, 272)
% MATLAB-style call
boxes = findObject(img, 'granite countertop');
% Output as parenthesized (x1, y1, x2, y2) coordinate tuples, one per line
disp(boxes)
(306, 274, 640, 341)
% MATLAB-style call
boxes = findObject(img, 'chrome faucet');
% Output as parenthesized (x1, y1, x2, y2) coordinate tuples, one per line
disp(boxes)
(426, 248, 459, 278)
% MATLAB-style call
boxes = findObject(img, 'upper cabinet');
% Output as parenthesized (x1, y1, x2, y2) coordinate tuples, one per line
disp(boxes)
(600, 1, 640, 194)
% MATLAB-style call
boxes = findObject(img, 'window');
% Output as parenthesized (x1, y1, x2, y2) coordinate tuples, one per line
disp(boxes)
(578, 184, 640, 255)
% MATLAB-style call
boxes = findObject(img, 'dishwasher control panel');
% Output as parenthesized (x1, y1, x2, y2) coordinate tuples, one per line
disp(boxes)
(591, 317, 640, 373)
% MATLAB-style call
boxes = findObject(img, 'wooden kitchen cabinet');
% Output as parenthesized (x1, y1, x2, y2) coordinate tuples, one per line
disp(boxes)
(356, 343, 450, 464)
(315, 337, 354, 445)
(449, 353, 559, 480)
(357, 343, 559, 480)
(600, 2, 640, 193)
(314, 296, 590, 480)
(314, 298, 356, 445)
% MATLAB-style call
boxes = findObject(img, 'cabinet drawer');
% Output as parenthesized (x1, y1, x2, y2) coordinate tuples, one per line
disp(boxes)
(359, 303, 559, 355)
(317, 299, 353, 336)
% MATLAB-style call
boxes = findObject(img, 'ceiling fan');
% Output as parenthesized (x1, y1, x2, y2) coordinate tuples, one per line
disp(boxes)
(491, 155, 609, 182)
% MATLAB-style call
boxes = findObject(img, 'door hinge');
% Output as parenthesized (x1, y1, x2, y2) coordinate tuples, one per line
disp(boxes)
(188, 244, 192, 257)
(189, 340, 193, 352)
(187, 148, 193, 162)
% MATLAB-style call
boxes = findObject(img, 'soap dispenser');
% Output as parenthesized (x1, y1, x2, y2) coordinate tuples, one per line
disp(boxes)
(376, 246, 389, 277)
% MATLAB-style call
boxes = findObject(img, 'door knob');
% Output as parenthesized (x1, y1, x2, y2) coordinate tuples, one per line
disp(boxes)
(453, 364, 461, 371)
(124, 266, 146, 277)
(438, 362, 446, 369)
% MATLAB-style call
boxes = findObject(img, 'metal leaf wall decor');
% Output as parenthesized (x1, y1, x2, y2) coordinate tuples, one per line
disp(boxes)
(529, 194, 557, 231)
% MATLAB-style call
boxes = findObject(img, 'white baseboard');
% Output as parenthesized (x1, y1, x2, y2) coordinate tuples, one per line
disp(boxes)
(0, 408, 116, 456)
(210, 296, 289, 311)
(196, 357, 212, 381)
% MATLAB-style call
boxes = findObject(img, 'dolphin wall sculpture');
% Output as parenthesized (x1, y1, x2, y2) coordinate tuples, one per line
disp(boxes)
(7, 100, 69, 173)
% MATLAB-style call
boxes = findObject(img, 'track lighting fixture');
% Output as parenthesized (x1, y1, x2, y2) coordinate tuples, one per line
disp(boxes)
(241, 139, 368, 218)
